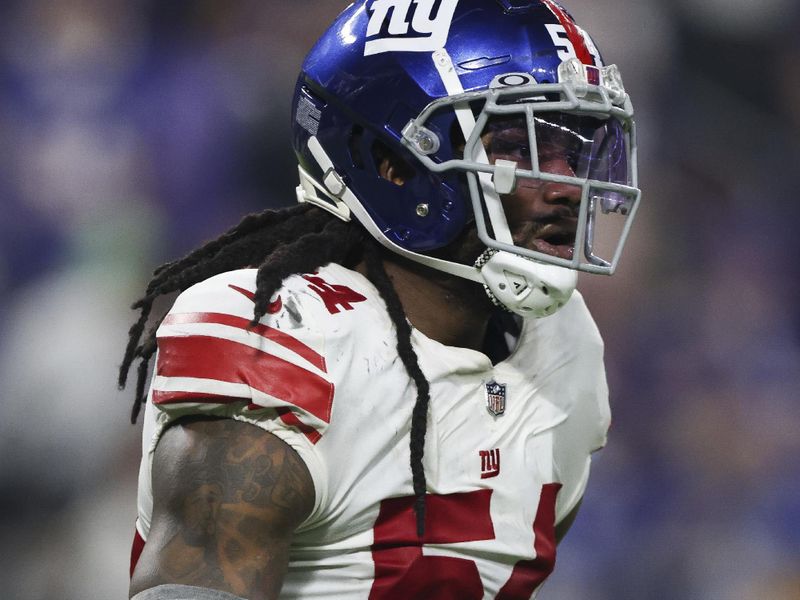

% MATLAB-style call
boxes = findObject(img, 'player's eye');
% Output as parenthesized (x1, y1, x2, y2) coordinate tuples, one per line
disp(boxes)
(489, 138, 531, 161)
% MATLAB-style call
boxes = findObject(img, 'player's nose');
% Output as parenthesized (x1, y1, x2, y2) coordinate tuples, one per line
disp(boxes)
(541, 157, 581, 206)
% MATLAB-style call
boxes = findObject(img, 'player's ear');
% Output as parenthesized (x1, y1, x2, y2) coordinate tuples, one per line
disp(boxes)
(378, 158, 407, 186)
(373, 140, 414, 186)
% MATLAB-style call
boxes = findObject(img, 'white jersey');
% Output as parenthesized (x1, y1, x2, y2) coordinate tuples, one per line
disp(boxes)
(134, 263, 610, 599)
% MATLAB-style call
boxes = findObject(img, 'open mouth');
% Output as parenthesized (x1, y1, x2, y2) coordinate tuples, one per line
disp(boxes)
(529, 222, 576, 260)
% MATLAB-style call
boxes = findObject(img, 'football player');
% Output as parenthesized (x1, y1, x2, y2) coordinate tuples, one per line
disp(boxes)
(122, 1, 640, 598)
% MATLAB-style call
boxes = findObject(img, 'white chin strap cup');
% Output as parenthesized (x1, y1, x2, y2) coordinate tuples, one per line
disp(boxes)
(479, 250, 578, 318)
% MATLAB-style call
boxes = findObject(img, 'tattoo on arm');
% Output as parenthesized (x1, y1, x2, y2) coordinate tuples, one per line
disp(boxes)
(131, 418, 314, 600)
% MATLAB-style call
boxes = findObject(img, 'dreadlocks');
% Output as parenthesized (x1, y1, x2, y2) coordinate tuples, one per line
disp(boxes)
(119, 204, 431, 535)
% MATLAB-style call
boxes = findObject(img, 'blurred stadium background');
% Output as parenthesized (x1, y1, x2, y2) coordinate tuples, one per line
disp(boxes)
(0, 1, 798, 598)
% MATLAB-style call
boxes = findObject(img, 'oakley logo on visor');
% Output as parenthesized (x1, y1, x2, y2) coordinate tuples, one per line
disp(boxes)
(365, 0, 460, 56)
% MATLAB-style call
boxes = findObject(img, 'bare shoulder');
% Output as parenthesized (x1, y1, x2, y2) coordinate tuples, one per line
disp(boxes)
(130, 417, 315, 600)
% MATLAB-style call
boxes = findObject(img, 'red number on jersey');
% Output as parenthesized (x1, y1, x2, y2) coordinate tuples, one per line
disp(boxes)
(369, 484, 562, 599)
(303, 274, 367, 314)
(370, 490, 493, 599)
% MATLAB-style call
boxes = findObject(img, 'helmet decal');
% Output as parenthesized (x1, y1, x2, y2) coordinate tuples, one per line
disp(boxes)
(295, 92, 322, 137)
(541, 0, 599, 65)
(490, 72, 539, 88)
(364, 0, 461, 56)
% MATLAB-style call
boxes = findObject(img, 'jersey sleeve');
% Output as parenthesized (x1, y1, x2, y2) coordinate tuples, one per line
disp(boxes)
(147, 269, 334, 524)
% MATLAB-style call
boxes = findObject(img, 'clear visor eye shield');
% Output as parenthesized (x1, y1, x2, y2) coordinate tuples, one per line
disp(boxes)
(403, 53, 641, 276)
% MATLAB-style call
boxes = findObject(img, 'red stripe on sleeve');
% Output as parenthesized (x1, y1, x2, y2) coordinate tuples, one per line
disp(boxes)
(130, 529, 145, 578)
(163, 312, 326, 371)
(541, 0, 595, 65)
(228, 284, 283, 314)
(156, 335, 334, 423)
(151, 395, 324, 444)
(151, 390, 246, 405)
(275, 407, 323, 444)
(228, 284, 255, 301)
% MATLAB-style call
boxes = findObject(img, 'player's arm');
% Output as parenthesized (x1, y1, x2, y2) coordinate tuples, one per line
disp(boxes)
(130, 417, 315, 600)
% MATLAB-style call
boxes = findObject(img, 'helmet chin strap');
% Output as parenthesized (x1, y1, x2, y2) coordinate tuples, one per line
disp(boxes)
(475, 249, 578, 318)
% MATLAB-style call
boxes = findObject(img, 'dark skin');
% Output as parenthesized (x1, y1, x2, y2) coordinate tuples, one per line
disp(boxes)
(131, 137, 583, 599)
(130, 418, 314, 599)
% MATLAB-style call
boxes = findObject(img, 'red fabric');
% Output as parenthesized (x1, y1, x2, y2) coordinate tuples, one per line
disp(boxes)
(373, 489, 495, 547)
(152, 390, 244, 405)
(162, 312, 327, 371)
(302, 274, 368, 314)
(275, 406, 323, 444)
(156, 335, 334, 423)
(370, 490, 495, 599)
(228, 284, 283, 314)
(129, 529, 145, 578)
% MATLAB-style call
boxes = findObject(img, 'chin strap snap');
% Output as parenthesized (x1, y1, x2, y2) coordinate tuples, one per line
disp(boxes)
(475, 248, 577, 318)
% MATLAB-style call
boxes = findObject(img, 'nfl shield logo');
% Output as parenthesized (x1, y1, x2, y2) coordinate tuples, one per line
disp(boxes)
(485, 380, 507, 416)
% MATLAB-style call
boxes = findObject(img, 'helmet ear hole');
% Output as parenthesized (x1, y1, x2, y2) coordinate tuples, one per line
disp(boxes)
(371, 139, 416, 186)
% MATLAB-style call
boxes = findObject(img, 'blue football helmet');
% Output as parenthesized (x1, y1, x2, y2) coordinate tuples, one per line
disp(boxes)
(292, 0, 640, 317)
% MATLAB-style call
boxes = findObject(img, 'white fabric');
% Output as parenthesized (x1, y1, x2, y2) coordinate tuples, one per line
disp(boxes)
(135, 264, 610, 599)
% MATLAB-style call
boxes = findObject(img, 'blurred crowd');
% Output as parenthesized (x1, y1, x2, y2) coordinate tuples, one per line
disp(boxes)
(0, 1, 798, 598)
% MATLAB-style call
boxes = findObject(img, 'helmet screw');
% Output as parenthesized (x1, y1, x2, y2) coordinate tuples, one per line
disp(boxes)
(418, 134, 435, 152)
(416, 203, 430, 217)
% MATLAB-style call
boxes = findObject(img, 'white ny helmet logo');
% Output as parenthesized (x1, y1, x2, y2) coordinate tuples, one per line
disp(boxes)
(365, 0, 460, 56)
